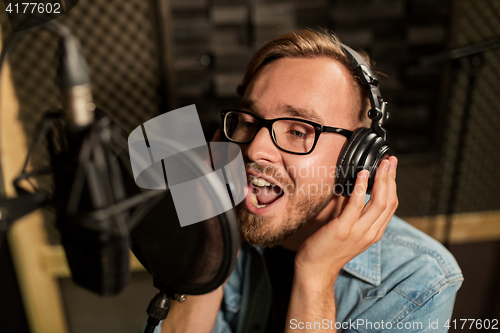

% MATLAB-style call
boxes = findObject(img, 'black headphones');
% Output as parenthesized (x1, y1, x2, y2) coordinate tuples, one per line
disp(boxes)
(335, 44, 393, 197)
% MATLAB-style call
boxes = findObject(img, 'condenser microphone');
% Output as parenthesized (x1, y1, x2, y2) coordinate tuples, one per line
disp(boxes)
(58, 23, 95, 129)
(39, 20, 131, 296)
(50, 111, 132, 296)
(0, 19, 130, 295)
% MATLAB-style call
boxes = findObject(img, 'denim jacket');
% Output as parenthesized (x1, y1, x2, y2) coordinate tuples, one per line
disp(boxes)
(212, 215, 463, 333)
(153, 215, 463, 333)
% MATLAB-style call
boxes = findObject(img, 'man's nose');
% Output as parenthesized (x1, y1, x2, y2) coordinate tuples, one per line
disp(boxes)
(244, 127, 281, 164)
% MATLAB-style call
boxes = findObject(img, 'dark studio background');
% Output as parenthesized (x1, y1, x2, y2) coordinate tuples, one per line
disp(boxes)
(0, 0, 499, 332)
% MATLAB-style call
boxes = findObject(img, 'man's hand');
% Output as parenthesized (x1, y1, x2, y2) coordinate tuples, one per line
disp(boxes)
(295, 156, 398, 279)
(286, 156, 398, 332)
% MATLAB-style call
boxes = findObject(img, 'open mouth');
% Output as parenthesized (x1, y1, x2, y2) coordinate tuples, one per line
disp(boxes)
(248, 175, 284, 209)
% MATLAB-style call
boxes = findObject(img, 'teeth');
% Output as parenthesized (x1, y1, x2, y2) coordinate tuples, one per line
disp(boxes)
(250, 192, 268, 208)
(249, 176, 273, 187)
(248, 175, 276, 209)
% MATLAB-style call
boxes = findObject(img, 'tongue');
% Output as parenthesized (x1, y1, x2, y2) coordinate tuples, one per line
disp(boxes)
(256, 186, 282, 205)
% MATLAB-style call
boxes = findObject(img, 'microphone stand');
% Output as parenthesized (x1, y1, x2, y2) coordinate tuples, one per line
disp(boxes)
(144, 289, 171, 333)
(143, 286, 188, 332)
(0, 110, 59, 251)
(0, 193, 48, 250)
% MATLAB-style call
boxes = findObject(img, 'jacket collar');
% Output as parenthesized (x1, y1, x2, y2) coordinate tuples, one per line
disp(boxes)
(255, 240, 382, 286)
(342, 240, 381, 286)
(255, 195, 382, 286)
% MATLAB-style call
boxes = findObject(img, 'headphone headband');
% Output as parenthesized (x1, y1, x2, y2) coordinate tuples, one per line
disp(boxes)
(332, 42, 394, 197)
(341, 44, 389, 140)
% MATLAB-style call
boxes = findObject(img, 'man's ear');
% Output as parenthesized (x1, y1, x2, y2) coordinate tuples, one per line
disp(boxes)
(211, 128, 223, 142)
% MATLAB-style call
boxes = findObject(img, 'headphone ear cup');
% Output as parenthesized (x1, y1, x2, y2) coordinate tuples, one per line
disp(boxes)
(336, 128, 373, 197)
(336, 128, 392, 197)
(362, 136, 392, 194)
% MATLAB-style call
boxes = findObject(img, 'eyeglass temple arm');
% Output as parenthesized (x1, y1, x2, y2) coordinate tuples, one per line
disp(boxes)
(322, 127, 353, 138)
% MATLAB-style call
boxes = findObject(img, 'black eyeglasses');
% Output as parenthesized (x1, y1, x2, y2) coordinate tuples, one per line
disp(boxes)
(221, 110, 353, 155)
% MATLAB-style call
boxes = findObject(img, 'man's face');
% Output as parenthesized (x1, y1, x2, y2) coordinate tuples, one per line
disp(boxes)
(236, 56, 359, 247)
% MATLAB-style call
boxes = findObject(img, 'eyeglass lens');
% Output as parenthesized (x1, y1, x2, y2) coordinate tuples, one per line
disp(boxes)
(224, 111, 316, 153)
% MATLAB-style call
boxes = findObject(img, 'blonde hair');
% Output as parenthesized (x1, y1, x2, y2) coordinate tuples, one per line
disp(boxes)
(238, 30, 371, 127)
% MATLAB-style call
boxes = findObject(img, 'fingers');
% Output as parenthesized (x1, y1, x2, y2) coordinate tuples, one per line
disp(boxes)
(363, 156, 398, 240)
(331, 156, 398, 244)
(372, 157, 398, 239)
(359, 159, 391, 220)
(377, 156, 398, 223)
(387, 156, 399, 215)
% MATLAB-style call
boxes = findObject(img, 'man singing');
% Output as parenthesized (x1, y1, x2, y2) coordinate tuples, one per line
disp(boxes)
(158, 30, 463, 333)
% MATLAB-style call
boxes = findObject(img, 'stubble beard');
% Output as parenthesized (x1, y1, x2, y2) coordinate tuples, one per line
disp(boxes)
(237, 187, 334, 248)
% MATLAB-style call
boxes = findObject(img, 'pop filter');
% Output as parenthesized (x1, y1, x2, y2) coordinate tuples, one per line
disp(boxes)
(122, 130, 242, 332)
(128, 141, 240, 295)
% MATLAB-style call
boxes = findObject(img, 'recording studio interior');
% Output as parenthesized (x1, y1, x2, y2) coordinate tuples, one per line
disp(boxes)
(0, 0, 499, 332)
